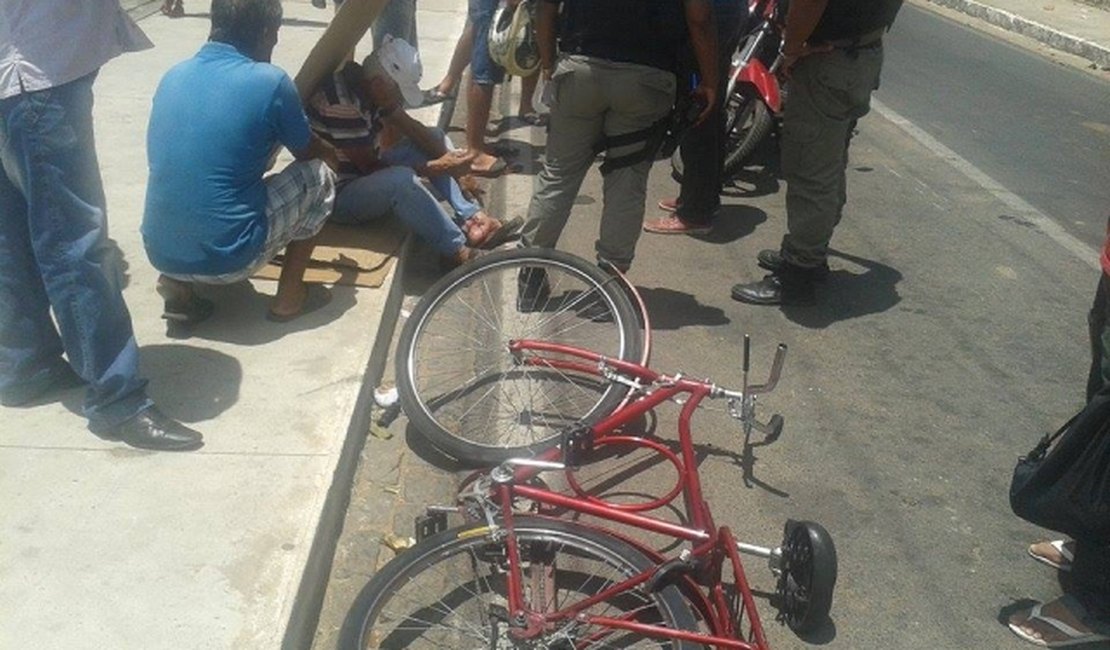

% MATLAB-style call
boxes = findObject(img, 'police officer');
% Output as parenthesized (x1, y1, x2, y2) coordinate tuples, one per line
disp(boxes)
(731, 0, 903, 305)
(520, 0, 719, 273)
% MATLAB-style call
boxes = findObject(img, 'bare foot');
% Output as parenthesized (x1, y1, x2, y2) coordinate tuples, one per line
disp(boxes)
(462, 212, 501, 247)
(270, 282, 308, 319)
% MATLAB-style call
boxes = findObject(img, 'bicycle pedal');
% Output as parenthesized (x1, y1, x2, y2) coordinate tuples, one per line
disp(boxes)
(414, 509, 449, 542)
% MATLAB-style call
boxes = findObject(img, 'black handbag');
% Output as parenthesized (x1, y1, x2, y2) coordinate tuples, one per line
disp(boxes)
(1010, 390, 1110, 541)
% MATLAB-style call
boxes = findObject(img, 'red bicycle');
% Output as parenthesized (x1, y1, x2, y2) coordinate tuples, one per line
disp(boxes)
(339, 250, 838, 649)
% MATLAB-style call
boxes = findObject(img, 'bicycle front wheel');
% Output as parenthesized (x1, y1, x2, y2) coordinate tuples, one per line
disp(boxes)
(338, 517, 703, 649)
(396, 248, 643, 465)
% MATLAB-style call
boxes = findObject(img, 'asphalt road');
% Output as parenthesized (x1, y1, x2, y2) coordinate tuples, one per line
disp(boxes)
(317, 4, 1110, 649)
(881, 3, 1110, 247)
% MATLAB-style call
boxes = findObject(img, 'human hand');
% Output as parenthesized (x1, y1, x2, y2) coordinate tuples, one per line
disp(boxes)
(779, 42, 833, 79)
(690, 83, 716, 126)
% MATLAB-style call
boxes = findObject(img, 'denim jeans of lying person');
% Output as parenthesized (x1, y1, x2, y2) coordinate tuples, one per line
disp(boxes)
(0, 71, 152, 430)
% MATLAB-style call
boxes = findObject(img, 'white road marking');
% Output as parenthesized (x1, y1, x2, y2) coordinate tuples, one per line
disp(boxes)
(872, 98, 1099, 271)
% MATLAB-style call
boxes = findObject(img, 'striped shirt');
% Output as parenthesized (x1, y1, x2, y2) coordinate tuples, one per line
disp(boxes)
(306, 71, 387, 184)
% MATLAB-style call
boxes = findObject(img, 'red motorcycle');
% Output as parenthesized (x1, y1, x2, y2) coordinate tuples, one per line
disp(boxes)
(672, 0, 786, 183)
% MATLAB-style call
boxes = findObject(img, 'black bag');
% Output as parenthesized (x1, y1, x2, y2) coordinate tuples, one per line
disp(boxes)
(1010, 391, 1110, 541)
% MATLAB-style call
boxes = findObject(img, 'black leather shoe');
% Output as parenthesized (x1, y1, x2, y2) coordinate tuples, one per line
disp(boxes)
(102, 407, 204, 451)
(731, 269, 817, 306)
(756, 249, 830, 279)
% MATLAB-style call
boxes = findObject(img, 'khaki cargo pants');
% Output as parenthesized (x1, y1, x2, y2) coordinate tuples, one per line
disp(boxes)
(780, 46, 884, 268)
(521, 55, 676, 271)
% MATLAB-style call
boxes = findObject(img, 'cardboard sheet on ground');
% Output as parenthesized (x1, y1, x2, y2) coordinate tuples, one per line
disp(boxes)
(251, 222, 404, 288)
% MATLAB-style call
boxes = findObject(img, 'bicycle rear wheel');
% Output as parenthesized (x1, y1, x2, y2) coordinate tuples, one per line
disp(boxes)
(396, 248, 643, 465)
(339, 517, 703, 649)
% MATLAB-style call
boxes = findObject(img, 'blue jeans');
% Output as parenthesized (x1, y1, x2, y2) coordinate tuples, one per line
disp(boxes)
(332, 166, 467, 255)
(380, 129, 482, 222)
(0, 72, 151, 430)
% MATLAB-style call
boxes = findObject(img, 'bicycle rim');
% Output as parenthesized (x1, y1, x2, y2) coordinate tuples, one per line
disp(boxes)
(340, 517, 701, 649)
(397, 249, 642, 465)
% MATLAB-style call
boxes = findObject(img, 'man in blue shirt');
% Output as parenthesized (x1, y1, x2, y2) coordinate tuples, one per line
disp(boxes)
(143, 0, 340, 323)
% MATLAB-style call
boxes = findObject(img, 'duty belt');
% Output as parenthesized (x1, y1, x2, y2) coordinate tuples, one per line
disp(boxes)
(823, 26, 887, 51)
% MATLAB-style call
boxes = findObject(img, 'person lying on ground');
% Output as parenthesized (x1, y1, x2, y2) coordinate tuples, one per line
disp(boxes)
(142, 0, 341, 325)
(306, 36, 520, 268)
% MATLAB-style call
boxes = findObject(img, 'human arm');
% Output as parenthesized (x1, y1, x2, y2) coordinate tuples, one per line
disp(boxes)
(291, 132, 342, 173)
(780, 0, 832, 75)
(537, 0, 560, 82)
(380, 110, 472, 177)
(683, 0, 718, 124)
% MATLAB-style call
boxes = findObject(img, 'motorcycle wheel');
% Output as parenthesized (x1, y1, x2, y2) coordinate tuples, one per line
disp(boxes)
(670, 84, 773, 184)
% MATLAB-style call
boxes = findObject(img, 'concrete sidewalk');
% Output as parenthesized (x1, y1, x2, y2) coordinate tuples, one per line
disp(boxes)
(0, 1, 463, 649)
(921, 0, 1110, 68)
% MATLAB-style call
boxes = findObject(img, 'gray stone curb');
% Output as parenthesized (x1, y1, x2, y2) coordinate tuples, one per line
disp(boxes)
(923, 0, 1110, 68)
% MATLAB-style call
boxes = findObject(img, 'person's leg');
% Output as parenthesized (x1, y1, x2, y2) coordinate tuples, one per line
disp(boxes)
(432, 19, 474, 98)
(260, 160, 337, 317)
(595, 63, 676, 270)
(520, 57, 606, 251)
(335, 166, 469, 257)
(1071, 540, 1110, 626)
(371, 0, 418, 49)
(464, 0, 505, 172)
(380, 129, 483, 222)
(1, 74, 152, 430)
(779, 48, 883, 270)
(675, 4, 745, 224)
(519, 71, 539, 117)
(1088, 273, 1110, 400)
(0, 103, 77, 406)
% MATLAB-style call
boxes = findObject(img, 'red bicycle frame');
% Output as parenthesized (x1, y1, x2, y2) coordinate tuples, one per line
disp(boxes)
(462, 337, 788, 649)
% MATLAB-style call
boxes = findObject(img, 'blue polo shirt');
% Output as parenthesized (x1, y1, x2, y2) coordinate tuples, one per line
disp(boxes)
(142, 42, 312, 275)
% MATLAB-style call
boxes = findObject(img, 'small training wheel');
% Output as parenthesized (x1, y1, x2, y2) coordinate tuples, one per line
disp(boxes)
(774, 519, 837, 634)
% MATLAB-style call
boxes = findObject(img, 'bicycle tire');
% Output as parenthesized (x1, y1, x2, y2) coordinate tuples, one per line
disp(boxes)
(339, 517, 704, 649)
(775, 519, 837, 634)
(396, 248, 642, 466)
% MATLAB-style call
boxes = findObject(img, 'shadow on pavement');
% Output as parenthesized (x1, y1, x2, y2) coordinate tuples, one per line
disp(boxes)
(140, 343, 242, 422)
(163, 281, 357, 345)
(636, 286, 731, 330)
(698, 204, 767, 244)
(53, 343, 242, 425)
(780, 249, 902, 329)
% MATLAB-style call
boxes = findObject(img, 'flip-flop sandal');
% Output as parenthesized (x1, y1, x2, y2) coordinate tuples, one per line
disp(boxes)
(266, 286, 332, 323)
(468, 157, 509, 178)
(475, 216, 524, 250)
(1028, 540, 1074, 572)
(421, 88, 456, 106)
(161, 1, 184, 17)
(162, 295, 214, 326)
(1008, 598, 1110, 647)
